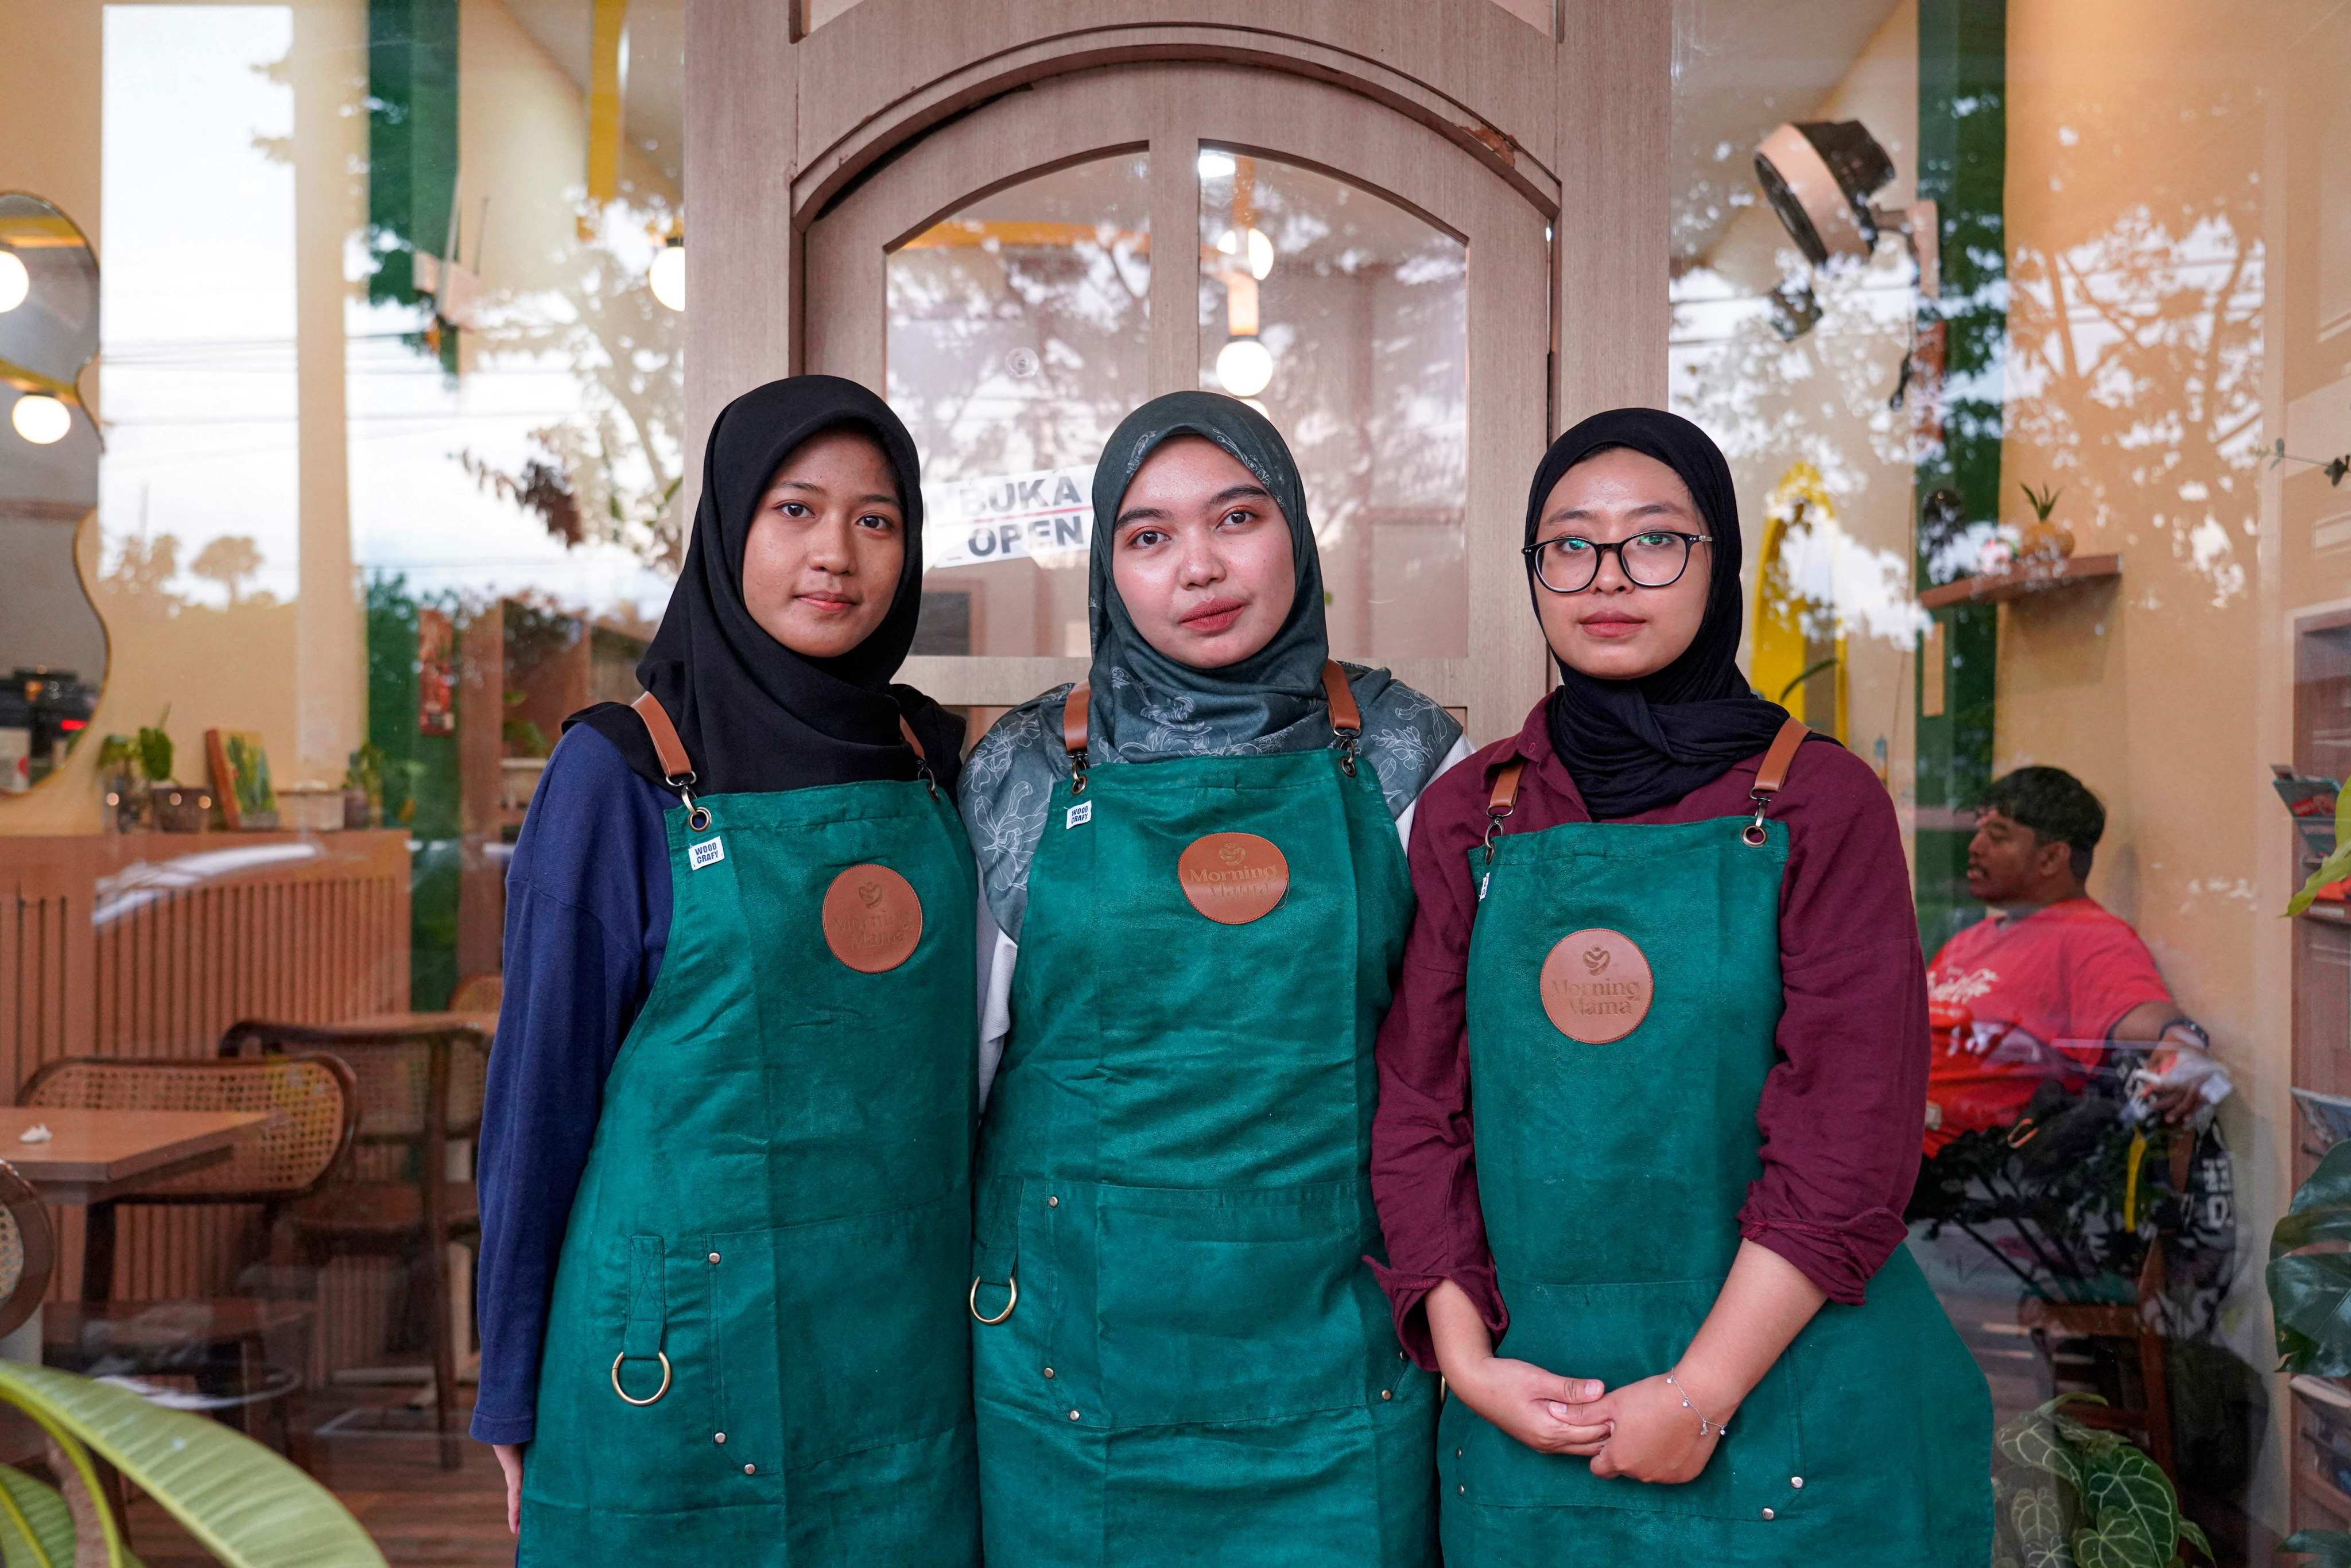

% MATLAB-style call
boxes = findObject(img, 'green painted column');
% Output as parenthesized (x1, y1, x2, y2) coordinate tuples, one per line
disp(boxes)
(367, 0, 459, 370)
(1914, 0, 2006, 953)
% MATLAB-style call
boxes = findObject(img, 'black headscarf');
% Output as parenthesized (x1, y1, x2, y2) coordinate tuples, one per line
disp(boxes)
(570, 375, 963, 797)
(1527, 407, 1789, 820)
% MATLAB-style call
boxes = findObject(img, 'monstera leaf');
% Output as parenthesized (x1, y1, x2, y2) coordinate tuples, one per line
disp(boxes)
(2271, 1140, 2351, 1373)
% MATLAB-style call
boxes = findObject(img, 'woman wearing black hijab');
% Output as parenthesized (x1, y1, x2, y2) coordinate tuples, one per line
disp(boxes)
(476, 377, 980, 1566)
(1370, 409, 1991, 1563)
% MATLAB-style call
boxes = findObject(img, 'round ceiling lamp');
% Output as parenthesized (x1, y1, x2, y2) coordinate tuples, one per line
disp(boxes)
(1215, 337, 1274, 399)
(12, 393, 71, 445)
(0, 251, 27, 314)
(649, 239, 685, 312)
(1217, 226, 1275, 281)
(1754, 120, 1896, 267)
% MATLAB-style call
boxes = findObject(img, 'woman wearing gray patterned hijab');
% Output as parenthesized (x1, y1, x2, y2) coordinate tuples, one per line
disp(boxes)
(961, 391, 1464, 945)
(963, 390, 1462, 1568)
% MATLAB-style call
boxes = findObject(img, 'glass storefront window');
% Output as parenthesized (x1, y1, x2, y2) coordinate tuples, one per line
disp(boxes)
(887, 154, 1151, 660)
(1672, 2, 2327, 1556)
(1197, 151, 1468, 662)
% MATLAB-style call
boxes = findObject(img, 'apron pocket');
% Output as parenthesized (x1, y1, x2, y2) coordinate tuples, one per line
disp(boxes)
(1095, 1182, 1372, 1427)
(1469, 1274, 1802, 1521)
(715, 1191, 973, 1475)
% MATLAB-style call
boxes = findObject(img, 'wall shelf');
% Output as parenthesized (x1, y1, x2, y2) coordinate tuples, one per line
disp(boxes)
(1918, 553, 2123, 611)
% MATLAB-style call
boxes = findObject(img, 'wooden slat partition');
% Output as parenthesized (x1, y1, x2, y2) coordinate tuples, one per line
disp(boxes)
(0, 830, 410, 1372)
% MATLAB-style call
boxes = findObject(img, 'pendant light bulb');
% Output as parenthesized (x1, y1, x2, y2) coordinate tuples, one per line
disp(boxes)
(1215, 336, 1274, 399)
(11, 393, 70, 445)
(649, 240, 686, 312)
(0, 251, 26, 313)
(1217, 226, 1275, 282)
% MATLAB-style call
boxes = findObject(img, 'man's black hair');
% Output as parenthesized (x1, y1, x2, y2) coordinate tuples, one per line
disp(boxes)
(1978, 766, 2105, 880)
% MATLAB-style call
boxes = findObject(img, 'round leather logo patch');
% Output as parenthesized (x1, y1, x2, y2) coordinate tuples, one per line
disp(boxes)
(1176, 833, 1290, 925)
(1539, 929, 1654, 1044)
(821, 865, 924, 973)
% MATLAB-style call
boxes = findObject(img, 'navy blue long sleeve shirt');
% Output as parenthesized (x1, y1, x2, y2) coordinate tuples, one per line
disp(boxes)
(471, 724, 674, 1446)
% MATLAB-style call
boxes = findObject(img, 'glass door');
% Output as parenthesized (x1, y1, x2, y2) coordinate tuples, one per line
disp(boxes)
(805, 63, 1551, 742)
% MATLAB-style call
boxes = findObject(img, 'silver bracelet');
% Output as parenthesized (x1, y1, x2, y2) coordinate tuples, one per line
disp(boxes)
(1663, 1372, 1729, 1438)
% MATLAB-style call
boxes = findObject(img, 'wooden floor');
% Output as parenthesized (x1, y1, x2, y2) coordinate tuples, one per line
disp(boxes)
(121, 1391, 511, 1567)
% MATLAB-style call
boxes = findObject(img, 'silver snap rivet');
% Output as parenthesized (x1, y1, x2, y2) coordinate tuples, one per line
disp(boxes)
(1454, 1448, 1462, 1458)
(1047, 1195, 1060, 1208)
(744, 1464, 757, 1476)
(1761, 1508, 1776, 1521)
(1043, 1367, 1056, 1379)
(1068, 1409, 1081, 1421)
(1380, 1390, 1392, 1400)
(1790, 1476, 1804, 1489)
(708, 1252, 720, 1264)
(1457, 1484, 1466, 1496)
(713, 1432, 726, 1444)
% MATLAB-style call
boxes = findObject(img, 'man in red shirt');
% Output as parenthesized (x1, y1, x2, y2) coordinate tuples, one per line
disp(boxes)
(1923, 766, 2224, 1156)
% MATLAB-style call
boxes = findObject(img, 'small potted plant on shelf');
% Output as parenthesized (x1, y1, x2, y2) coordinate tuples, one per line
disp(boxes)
(2019, 480, 2077, 568)
(94, 732, 143, 831)
(132, 708, 209, 833)
(343, 742, 386, 829)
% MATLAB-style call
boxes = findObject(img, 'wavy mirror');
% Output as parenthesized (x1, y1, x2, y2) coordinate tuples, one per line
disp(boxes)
(0, 191, 103, 795)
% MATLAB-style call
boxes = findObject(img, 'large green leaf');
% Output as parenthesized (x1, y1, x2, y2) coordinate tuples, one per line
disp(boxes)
(0, 1464, 74, 1568)
(0, 1366, 381, 1568)
(2269, 1252, 2351, 1374)
(2176, 1517, 2212, 1562)
(2072, 1511, 2164, 1568)
(2287, 840, 2351, 915)
(2012, 1485, 2073, 1568)
(2000, 1404, 2086, 1490)
(2081, 1444, 2178, 1562)
(2283, 1530, 2351, 1566)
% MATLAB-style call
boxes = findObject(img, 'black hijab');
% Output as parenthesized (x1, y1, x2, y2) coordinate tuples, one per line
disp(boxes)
(1528, 407, 1789, 820)
(570, 375, 963, 797)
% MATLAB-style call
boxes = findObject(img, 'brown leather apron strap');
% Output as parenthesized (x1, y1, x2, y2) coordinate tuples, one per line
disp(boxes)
(1488, 759, 1525, 818)
(1743, 717, 1811, 845)
(898, 716, 927, 762)
(1320, 661, 1361, 735)
(1752, 717, 1810, 798)
(1062, 683, 1090, 762)
(631, 692, 694, 784)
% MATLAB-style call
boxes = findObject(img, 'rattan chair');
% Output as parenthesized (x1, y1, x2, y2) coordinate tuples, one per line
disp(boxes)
(21, 1053, 358, 1468)
(0, 1158, 56, 1341)
(446, 973, 503, 1015)
(220, 1016, 489, 1469)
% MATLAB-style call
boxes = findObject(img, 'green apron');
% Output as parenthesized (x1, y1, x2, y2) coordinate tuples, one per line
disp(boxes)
(971, 673, 1439, 1567)
(1444, 729, 1991, 1566)
(519, 697, 980, 1567)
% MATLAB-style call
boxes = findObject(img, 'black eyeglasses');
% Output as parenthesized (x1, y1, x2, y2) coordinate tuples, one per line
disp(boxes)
(1521, 530, 1712, 594)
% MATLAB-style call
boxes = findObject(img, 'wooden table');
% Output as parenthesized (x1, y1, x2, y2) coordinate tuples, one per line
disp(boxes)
(0, 1107, 266, 1208)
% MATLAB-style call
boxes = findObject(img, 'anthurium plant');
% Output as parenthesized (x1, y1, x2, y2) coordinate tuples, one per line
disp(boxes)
(1992, 1394, 2211, 1568)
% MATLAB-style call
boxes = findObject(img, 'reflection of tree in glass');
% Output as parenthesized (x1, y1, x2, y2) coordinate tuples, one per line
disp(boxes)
(887, 213, 1151, 483)
(460, 203, 688, 575)
(2003, 150, 2262, 610)
(191, 534, 268, 608)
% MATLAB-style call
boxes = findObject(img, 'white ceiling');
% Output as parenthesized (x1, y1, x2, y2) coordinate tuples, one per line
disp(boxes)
(1670, 0, 1905, 265)
(501, 0, 684, 189)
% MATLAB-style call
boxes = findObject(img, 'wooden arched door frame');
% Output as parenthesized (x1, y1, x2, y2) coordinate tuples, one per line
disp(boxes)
(799, 63, 1553, 738)
(681, 1, 1674, 743)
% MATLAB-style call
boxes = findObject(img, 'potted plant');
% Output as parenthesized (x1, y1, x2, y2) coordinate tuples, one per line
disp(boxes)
(2019, 481, 2077, 566)
(1993, 1392, 2212, 1566)
(93, 733, 142, 832)
(342, 743, 386, 829)
(2271, 1140, 2351, 1562)
(127, 709, 208, 833)
(0, 1359, 383, 1565)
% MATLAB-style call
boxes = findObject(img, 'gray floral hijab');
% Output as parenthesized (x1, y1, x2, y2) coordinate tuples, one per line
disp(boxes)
(962, 391, 1461, 938)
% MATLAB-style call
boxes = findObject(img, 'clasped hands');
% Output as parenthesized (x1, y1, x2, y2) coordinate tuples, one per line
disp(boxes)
(1447, 1354, 1727, 1485)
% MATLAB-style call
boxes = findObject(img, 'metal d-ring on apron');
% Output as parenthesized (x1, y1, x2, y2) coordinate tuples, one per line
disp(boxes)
(1452, 716, 1992, 1566)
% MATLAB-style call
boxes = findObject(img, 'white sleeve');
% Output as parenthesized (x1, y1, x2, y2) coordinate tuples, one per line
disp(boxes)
(976, 893, 1018, 1111)
(1395, 732, 1477, 847)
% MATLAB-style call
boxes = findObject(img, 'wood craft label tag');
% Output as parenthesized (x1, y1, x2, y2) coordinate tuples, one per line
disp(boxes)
(821, 865, 924, 973)
(1176, 833, 1290, 926)
(1539, 928, 1654, 1044)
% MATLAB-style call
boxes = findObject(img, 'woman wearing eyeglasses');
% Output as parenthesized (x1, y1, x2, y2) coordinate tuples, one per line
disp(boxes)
(1368, 408, 1990, 1564)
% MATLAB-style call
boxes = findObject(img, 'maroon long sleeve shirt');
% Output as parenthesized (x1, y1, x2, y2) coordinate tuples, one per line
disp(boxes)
(1368, 697, 1930, 1369)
